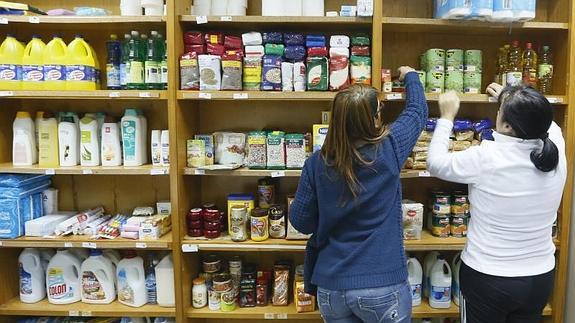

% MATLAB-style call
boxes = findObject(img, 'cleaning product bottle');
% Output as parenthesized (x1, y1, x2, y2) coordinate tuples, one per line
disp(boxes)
(145, 254, 158, 304)
(101, 116, 123, 167)
(161, 130, 169, 166)
(121, 108, 145, 166)
(19, 248, 46, 303)
(117, 251, 147, 307)
(88, 40, 101, 88)
(452, 253, 462, 307)
(104, 249, 122, 267)
(538, 46, 554, 95)
(106, 34, 122, 90)
(429, 256, 452, 309)
(38, 111, 60, 167)
(506, 40, 523, 86)
(424, 251, 440, 298)
(151, 130, 161, 167)
(145, 31, 160, 90)
(137, 109, 148, 163)
(66, 35, 97, 91)
(13, 111, 37, 166)
(58, 113, 79, 167)
(155, 253, 175, 307)
(407, 257, 423, 307)
(0, 35, 25, 90)
(44, 35, 68, 90)
(81, 249, 116, 304)
(34, 111, 43, 152)
(69, 248, 89, 262)
(522, 42, 538, 88)
(127, 31, 145, 90)
(79, 115, 100, 167)
(22, 35, 45, 90)
(40, 249, 56, 274)
(159, 36, 168, 90)
(46, 249, 82, 304)
(120, 33, 131, 90)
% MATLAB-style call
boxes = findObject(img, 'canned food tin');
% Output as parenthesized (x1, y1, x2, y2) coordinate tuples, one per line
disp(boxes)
(451, 193, 470, 215)
(464, 71, 482, 94)
(213, 273, 233, 292)
(451, 215, 469, 237)
(464, 50, 483, 72)
(230, 205, 248, 242)
(432, 214, 451, 238)
(446, 49, 464, 71)
(445, 70, 464, 93)
(426, 49, 445, 72)
(229, 256, 242, 275)
(202, 255, 222, 273)
(250, 208, 269, 242)
(426, 71, 444, 94)
(269, 205, 286, 239)
(221, 289, 237, 312)
(208, 288, 221, 311)
(432, 193, 451, 215)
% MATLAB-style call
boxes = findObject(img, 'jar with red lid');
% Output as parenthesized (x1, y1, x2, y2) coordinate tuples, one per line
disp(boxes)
(189, 228, 203, 237)
(204, 209, 222, 222)
(204, 221, 221, 231)
(205, 229, 221, 239)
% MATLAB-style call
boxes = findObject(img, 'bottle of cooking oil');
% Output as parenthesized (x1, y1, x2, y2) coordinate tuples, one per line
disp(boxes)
(495, 45, 509, 86)
(506, 40, 523, 87)
(538, 46, 553, 95)
(522, 42, 538, 88)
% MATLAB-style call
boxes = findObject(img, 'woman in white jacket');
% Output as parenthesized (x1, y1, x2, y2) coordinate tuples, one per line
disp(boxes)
(427, 83, 567, 323)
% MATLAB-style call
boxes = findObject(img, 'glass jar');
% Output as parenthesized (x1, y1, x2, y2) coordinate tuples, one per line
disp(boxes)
(250, 208, 269, 242)
(257, 178, 276, 208)
(230, 205, 248, 242)
(192, 278, 208, 308)
(268, 204, 285, 239)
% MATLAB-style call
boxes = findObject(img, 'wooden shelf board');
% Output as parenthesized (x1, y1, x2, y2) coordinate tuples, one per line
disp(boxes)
(180, 15, 371, 25)
(0, 298, 175, 317)
(384, 93, 567, 105)
(382, 17, 569, 34)
(178, 91, 336, 101)
(0, 90, 167, 100)
(0, 163, 169, 175)
(0, 232, 172, 250)
(183, 167, 431, 179)
(0, 15, 165, 24)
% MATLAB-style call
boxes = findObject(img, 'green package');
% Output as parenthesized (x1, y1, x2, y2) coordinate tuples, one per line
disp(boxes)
(426, 49, 445, 72)
(446, 49, 464, 71)
(265, 43, 285, 56)
(307, 57, 329, 91)
(426, 71, 444, 94)
(464, 72, 482, 94)
(351, 34, 370, 46)
(445, 70, 464, 93)
(350, 55, 372, 85)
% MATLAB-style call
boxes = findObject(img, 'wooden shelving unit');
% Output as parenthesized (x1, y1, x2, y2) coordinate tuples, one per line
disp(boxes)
(0, 15, 166, 24)
(0, 90, 167, 100)
(0, 163, 169, 175)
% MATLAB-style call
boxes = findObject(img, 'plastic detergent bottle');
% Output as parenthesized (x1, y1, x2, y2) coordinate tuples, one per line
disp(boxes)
(155, 253, 175, 307)
(429, 256, 452, 309)
(137, 109, 148, 163)
(161, 130, 169, 166)
(79, 115, 100, 167)
(22, 35, 45, 90)
(106, 34, 121, 90)
(19, 248, 46, 303)
(69, 248, 89, 262)
(424, 251, 440, 298)
(58, 113, 79, 167)
(121, 108, 145, 166)
(13, 111, 37, 166)
(452, 253, 462, 307)
(145, 31, 161, 90)
(117, 251, 147, 307)
(66, 35, 97, 91)
(151, 130, 161, 166)
(43, 36, 68, 90)
(506, 40, 523, 87)
(38, 112, 60, 167)
(46, 249, 82, 304)
(101, 116, 122, 167)
(81, 249, 116, 304)
(0, 35, 25, 90)
(40, 249, 55, 274)
(145, 255, 158, 304)
(34, 111, 43, 152)
(88, 40, 101, 88)
(104, 249, 121, 267)
(407, 257, 423, 307)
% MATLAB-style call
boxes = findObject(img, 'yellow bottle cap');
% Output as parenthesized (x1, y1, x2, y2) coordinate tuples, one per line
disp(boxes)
(16, 111, 31, 119)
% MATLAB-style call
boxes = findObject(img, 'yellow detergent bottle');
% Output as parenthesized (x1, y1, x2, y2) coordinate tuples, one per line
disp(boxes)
(22, 35, 46, 91)
(0, 35, 25, 90)
(87, 41, 101, 89)
(43, 36, 68, 90)
(66, 35, 97, 91)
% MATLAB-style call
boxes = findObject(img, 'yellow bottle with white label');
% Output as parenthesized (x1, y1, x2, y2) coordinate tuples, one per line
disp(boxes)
(38, 112, 59, 167)
(0, 35, 25, 90)
(22, 36, 45, 90)
(43, 36, 68, 90)
(66, 36, 97, 91)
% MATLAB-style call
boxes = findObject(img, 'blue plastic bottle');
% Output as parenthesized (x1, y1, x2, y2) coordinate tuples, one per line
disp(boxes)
(106, 34, 121, 90)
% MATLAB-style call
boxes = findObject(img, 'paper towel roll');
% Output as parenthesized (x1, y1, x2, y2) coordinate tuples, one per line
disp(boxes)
(303, 0, 324, 16)
(227, 1, 247, 16)
(121, 0, 143, 16)
(145, 6, 163, 15)
(262, 0, 282, 16)
(141, 0, 163, 7)
(284, 0, 302, 16)
(211, 0, 228, 15)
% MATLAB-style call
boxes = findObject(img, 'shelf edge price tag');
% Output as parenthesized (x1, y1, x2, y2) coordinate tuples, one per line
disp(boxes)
(233, 92, 249, 100)
(136, 242, 148, 249)
(82, 169, 93, 175)
(45, 169, 56, 175)
(0, 241, 3, 247)
(68, 310, 79, 317)
(81, 311, 92, 317)
(194, 169, 206, 175)
(139, 92, 153, 98)
(488, 96, 498, 103)
(64, 242, 73, 248)
(0, 91, 14, 97)
(28, 16, 40, 24)
(182, 244, 198, 253)
(82, 242, 97, 249)
(0, 18, 8, 24)
(150, 168, 166, 175)
(196, 15, 208, 24)
(418, 171, 431, 177)
(264, 313, 274, 320)
(109, 91, 121, 98)
(271, 171, 285, 178)
(546, 97, 559, 104)
(220, 16, 232, 21)
(198, 92, 212, 99)
(386, 93, 402, 100)
(277, 313, 288, 320)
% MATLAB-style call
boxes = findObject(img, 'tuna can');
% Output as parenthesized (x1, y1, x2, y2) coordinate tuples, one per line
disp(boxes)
(426, 71, 445, 94)
(464, 50, 483, 72)
(221, 289, 237, 312)
(432, 214, 451, 238)
(451, 215, 469, 237)
(420, 54, 427, 71)
(446, 49, 464, 72)
(451, 193, 470, 215)
(426, 49, 445, 72)
(445, 70, 464, 93)
(432, 193, 451, 215)
(208, 288, 221, 311)
(464, 71, 482, 94)
(416, 70, 426, 88)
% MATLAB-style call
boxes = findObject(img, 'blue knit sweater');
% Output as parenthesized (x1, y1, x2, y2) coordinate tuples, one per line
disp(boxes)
(289, 72, 428, 292)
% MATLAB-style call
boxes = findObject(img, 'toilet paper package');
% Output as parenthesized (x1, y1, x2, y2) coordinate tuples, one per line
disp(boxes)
(0, 179, 51, 238)
(211, 0, 228, 16)
(435, 0, 472, 19)
(242, 32, 263, 46)
(330, 35, 350, 48)
(303, 0, 324, 16)
(491, 0, 535, 22)
(469, 0, 493, 20)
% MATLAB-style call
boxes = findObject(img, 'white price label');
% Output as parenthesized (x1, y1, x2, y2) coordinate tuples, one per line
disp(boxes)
(108, 91, 121, 98)
(82, 169, 93, 175)
(136, 242, 148, 249)
(418, 171, 431, 177)
(82, 242, 97, 249)
(0, 241, 3, 247)
(198, 92, 212, 99)
(139, 92, 153, 98)
(0, 18, 8, 24)
(386, 93, 403, 100)
(277, 313, 288, 319)
(182, 244, 199, 253)
(28, 16, 40, 24)
(488, 97, 498, 103)
(264, 313, 275, 319)
(68, 310, 79, 317)
(546, 97, 559, 104)
(465, 66, 477, 72)
(81, 311, 92, 317)
(194, 169, 206, 175)
(150, 168, 166, 175)
(220, 16, 233, 21)
(0, 91, 14, 96)
(271, 171, 285, 178)
(233, 93, 249, 100)
(45, 169, 56, 175)
(64, 242, 73, 248)
(196, 15, 208, 24)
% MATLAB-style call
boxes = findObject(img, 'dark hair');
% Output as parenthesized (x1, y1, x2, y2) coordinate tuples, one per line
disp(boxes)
(498, 85, 559, 172)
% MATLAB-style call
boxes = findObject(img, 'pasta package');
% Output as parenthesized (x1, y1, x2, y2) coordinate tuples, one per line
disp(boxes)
(330, 35, 350, 48)
(329, 56, 350, 91)
(265, 43, 285, 56)
(307, 47, 328, 57)
(214, 132, 246, 166)
(351, 34, 371, 46)
(261, 55, 282, 91)
(282, 62, 294, 92)
(306, 57, 328, 91)
(413, 151, 428, 161)
(413, 161, 427, 170)
(245, 45, 265, 57)
(207, 43, 225, 56)
(351, 46, 371, 57)
(350, 56, 372, 85)
(293, 62, 307, 92)
(184, 31, 204, 45)
(455, 130, 474, 141)
(221, 52, 243, 91)
(205, 32, 224, 45)
(184, 44, 206, 55)
(243, 56, 262, 91)
(224, 35, 243, 50)
(180, 52, 200, 90)
(285, 46, 306, 62)
(404, 157, 414, 169)
(198, 55, 222, 91)
(418, 131, 434, 142)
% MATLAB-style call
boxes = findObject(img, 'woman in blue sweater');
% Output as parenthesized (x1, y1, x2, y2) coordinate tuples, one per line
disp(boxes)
(289, 67, 428, 323)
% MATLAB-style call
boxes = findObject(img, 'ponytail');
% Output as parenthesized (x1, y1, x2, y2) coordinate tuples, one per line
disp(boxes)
(530, 136, 559, 172)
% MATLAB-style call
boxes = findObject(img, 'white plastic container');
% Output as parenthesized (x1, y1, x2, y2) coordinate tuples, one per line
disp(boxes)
(39, 249, 55, 274)
(13, 111, 37, 166)
(138, 109, 148, 163)
(151, 130, 162, 166)
(101, 116, 123, 167)
(424, 251, 440, 298)
(69, 248, 89, 262)
(104, 249, 121, 267)
(46, 249, 82, 304)
(38, 113, 59, 167)
(161, 130, 169, 166)
(121, 109, 145, 167)
(407, 257, 423, 307)
(58, 114, 79, 167)
(155, 254, 175, 307)
(34, 111, 43, 152)
(81, 249, 116, 304)
(452, 253, 462, 307)
(429, 256, 452, 309)
(79, 115, 100, 167)
(19, 248, 46, 303)
(117, 252, 147, 307)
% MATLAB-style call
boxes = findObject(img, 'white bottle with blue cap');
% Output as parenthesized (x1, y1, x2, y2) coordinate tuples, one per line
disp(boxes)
(81, 249, 116, 304)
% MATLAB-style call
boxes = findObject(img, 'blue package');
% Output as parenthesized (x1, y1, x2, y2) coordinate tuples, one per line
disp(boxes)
(32, 192, 43, 219)
(468, 0, 493, 20)
(284, 46, 306, 62)
(0, 180, 51, 238)
(306, 35, 326, 42)
(480, 129, 494, 141)
(284, 33, 305, 46)
(306, 40, 326, 48)
(261, 55, 283, 91)
(453, 119, 473, 132)
(263, 32, 283, 44)
(473, 119, 493, 133)
(426, 118, 438, 132)
(0, 174, 50, 187)
(306, 35, 326, 48)
(435, 0, 471, 19)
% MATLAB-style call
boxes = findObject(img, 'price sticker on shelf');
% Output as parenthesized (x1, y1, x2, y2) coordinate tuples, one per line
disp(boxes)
(0, 241, 3, 247)
(68, 310, 80, 317)
(0, 18, 8, 24)
(418, 171, 431, 177)
(64, 242, 73, 248)
(233, 92, 249, 100)
(488, 96, 498, 103)
(276, 313, 288, 319)
(182, 244, 199, 253)
(150, 168, 167, 175)
(81, 311, 92, 317)
(271, 171, 285, 178)
(82, 242, 97, 249)
(386, 93, 402, 100)
(546, 97, 560, 104)
(136, 242, 148, 249)
(196, 15, 208, 24)
(194, 169, 206, 175)
(220, 16, 233, 21)
(264, 313, 275, 320)
(109, 91, 121, 98)
(82, 169, 93, 175)
(198, 92, 212, 99)
(139, 92, 153, 98)
(45, 169, 56, 175)
(0, 91, 14, 97)
(28, 16, 40, 24)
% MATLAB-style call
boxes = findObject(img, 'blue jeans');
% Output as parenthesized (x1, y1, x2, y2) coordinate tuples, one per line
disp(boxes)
(317, 281, 412, 323)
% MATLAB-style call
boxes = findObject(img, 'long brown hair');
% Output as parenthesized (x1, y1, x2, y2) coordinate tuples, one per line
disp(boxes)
(321, 84, 389, 198)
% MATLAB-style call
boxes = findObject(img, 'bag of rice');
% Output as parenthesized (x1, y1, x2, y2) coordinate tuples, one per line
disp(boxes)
(350, 55, 372, 85)
(221, 52, 243, 91)
(306, 57, 328, 91)
(262, 55, 282, 91)
(180, 52, 199, 90)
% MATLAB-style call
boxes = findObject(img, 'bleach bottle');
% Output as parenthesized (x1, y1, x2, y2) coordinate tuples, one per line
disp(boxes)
(13, 111, 37, 166)
(44, 36, 68, 90)
(38, 112, 59, 168)
(46, 249, 82, 304)
(19, 248, 46, 303)
(81, 249, 116, 304)
(452, 253, 462, 307)
(66, 35, 97, 91)
(429, 256, 452, 309)
(407, 257, 423, 307)
(104, 249, 122, 267)
(0, 35, 24, 90)
(117, 251, 147, 307)
(155, 253, 175, 307)
(22, 35, 45, 90)
(424, 251, 440, 298)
